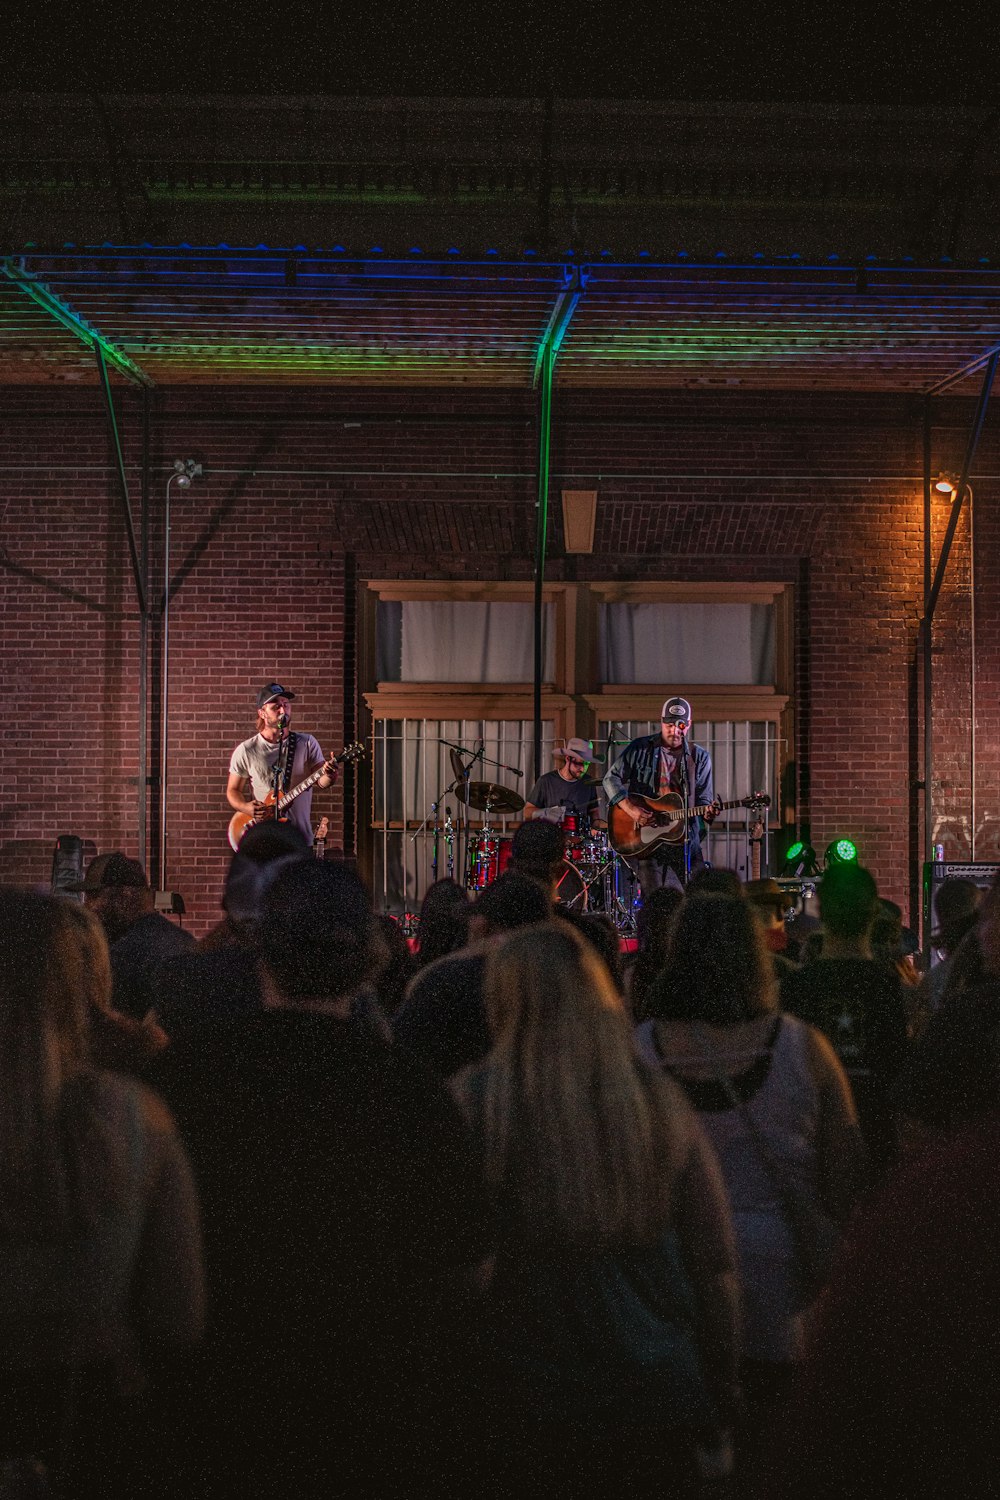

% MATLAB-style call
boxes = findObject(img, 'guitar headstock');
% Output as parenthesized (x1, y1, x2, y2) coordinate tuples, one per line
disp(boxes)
(336, 741, 366, 765)
(741, 791, 771, 810)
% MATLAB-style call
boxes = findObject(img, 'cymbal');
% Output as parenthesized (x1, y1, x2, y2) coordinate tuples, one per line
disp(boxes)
(449, 748, 470, 784)
(451, 779, 525, 815)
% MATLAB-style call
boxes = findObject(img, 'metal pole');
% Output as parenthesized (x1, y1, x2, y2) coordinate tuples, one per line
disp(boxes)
(138, 389, 150, 871)
(921, 350, 998, 886)
(530, 271, 582, 782)
(160, 475, 176, 892)
(533, 343, 554, 782)
(970, 483, 977, 859)
(922, 400, 933, 883)
(926, 350, 999, 621)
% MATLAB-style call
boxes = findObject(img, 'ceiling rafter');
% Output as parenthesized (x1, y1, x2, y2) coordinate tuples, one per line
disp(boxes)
(1, 257, 154, 388)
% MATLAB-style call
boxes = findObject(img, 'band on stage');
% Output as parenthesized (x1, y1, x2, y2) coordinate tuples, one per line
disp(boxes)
(227, 682, 776, 927)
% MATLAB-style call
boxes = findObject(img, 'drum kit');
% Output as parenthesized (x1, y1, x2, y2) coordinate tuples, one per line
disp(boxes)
(408, 737, 639, 931)
(451, 778, 632, 922)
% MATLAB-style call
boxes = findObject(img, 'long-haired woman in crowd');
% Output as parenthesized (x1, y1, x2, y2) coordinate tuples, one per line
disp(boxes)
(636, 893, 865, 1468)
(59, 898, 168, 1073)
(451, 921, 741, 1492)
(625, 883, 685, 1020)
(415, 877, 472, 968)
(0, 891, 203, 1491)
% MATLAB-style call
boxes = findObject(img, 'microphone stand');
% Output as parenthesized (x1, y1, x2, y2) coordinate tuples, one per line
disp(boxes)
(409, 800, 442, 875)
(679, 731, 692, 887)
(440, 739, 485, 888)
(602, 723, 637, 934)
(270, 717, 290, 824)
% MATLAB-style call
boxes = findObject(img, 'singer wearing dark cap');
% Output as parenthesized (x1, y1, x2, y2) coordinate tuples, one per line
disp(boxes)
(227, 681, 338, 847)
(603, 696, 719, 897)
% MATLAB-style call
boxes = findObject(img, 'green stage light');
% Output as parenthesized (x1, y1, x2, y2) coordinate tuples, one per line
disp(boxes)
(781, 840, 818, 876)
(825, 838, 858, 866)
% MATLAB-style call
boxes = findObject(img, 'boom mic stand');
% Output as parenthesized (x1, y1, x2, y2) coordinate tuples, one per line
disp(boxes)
(270, 715, 291, 823)
(441, 739, 485, 887)
(679, 731, 692, 886)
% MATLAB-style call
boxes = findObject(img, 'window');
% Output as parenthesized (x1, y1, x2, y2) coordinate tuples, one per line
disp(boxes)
(361, 579, 793, 913)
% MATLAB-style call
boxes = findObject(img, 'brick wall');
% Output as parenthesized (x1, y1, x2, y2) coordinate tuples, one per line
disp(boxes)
(3, 383, 997, 932)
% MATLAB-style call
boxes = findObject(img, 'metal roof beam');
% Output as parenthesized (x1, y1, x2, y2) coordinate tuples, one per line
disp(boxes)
(95, 345, 148, 616)
(531, 270, 583, 390)
(924, 341, 1000, 396)
(1, 257, 154, 389)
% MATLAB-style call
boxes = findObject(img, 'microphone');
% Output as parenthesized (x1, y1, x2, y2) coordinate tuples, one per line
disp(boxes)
(278, 712, 288, 729)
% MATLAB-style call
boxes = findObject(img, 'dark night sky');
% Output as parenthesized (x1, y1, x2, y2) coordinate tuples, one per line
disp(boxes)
(8, 1, 1000, 103)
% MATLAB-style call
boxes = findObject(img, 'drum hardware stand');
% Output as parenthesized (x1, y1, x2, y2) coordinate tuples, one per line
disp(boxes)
(608, 852, 639, 936)
(409, 800, 455, 882)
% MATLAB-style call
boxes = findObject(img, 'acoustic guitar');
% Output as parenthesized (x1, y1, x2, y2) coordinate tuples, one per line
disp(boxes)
(228, 742, 365, 851)
(609, 790, 770, 859)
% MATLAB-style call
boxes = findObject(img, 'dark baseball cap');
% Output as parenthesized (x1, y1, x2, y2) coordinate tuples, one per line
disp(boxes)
(256, 681, 297, 709)
(661, 696, 692, 725)
(66, 852, 149, 893)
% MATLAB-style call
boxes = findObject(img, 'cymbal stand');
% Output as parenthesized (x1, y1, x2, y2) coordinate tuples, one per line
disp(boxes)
(409, 798, 444, 880)
(443, 807, 455, 879)
(440, 739, 485, 888)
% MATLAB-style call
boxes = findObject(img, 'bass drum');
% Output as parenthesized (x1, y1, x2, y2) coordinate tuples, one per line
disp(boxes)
(553, 859, 587, 912)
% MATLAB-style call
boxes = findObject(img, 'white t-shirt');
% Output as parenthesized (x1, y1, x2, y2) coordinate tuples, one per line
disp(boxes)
(229, 731, 325, 842)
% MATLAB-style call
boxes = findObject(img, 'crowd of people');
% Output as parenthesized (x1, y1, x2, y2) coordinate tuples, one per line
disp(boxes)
(2, 829, 999, 1498)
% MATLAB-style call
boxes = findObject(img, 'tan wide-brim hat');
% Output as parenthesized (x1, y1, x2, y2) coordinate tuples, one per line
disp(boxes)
(555, 737, 594, 762)
(745, 877, 789, 913)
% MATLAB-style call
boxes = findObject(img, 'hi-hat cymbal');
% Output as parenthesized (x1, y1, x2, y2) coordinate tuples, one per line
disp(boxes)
(451, 779, 525, 815)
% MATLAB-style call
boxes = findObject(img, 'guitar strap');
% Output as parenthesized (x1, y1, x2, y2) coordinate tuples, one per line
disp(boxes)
(278, 732, 298, 794)
(687, 749, 700, 821)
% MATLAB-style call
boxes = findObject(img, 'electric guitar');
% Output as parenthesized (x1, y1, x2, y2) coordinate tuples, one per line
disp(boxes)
(609, 790, 770, 859)
(228, 742, 365, 851)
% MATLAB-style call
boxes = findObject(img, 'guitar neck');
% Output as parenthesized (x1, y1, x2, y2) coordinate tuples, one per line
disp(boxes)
(276, 745, 360, 812)
(277, 764, 326, 812)
(685, 798, 743, 819)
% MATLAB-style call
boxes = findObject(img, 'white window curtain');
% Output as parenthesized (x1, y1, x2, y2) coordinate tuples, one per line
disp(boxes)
(377, 600, 555, 682)
(599, 603, 774, 685)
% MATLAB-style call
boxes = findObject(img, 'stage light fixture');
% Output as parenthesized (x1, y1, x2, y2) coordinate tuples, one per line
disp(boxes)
(824, 837, 858, 866)
(934, 475, 956, 495)
(781, 840, 819, 876)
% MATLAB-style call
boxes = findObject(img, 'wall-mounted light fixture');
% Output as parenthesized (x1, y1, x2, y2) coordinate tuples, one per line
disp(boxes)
(561, 489, 597, 554)
(160, 460, 204, 891)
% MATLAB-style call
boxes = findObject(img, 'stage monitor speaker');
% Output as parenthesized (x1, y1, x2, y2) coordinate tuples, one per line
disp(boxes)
(51, 834, 84, 898)
(923, 860, 1000, 946)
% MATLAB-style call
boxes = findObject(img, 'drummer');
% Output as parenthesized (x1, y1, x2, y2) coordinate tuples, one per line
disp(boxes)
(522, 737, 603, 827)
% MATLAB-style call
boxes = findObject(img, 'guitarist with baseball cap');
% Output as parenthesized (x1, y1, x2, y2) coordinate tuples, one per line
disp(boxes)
(603, 696, 720, 897)
(227, 681, 339, 848)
